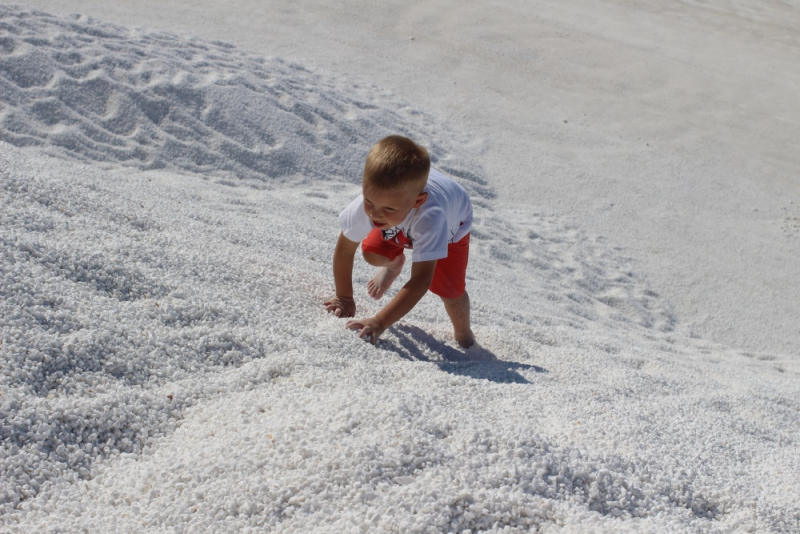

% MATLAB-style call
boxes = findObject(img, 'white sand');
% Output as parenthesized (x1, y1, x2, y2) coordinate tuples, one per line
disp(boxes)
(16, 0, 800, 355)
(1, 3, 798, 533)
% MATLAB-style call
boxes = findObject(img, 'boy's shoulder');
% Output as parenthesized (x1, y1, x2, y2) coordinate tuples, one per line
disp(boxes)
(418, 168, 472, 225)
(427, 168, 468, 194)
(427, 167, 452, 184)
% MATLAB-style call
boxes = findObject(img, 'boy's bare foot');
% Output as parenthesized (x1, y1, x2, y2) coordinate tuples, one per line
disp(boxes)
(455, 329, 475, 349)
(366, 254, 405, 300)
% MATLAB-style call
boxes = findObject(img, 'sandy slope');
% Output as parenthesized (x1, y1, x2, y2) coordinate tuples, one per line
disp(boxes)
(1, 4, 799, 533)
(17, 0, 800, 356)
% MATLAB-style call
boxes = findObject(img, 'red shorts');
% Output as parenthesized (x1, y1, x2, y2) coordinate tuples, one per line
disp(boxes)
(361, 229, 470, 299)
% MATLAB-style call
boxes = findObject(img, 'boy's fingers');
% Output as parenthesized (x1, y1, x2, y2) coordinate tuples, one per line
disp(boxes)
(334, 308, 342, 317)
(359, 327, 376, 344)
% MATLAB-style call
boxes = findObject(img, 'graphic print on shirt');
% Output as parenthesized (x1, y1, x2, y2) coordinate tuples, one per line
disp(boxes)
(382, 227, 413, 248)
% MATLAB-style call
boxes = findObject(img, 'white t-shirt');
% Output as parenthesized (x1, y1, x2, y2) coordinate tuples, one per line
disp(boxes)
(339, 168, 473, 262)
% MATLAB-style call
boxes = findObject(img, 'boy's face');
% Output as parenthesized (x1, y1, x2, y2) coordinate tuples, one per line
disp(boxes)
(362, 184, 428, 230)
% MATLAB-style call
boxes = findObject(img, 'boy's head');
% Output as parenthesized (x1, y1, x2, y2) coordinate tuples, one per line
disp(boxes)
(361, 136, 431, 230)
(363, 135, 430, 194)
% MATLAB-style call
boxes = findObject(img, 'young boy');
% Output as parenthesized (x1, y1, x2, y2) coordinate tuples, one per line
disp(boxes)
(324, 135, 475, 348)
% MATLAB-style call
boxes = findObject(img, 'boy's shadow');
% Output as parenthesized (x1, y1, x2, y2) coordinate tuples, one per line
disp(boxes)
(380, 325, 547, 384)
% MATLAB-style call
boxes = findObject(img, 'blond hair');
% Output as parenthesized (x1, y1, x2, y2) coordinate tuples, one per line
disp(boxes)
(363, 135, 430, 192)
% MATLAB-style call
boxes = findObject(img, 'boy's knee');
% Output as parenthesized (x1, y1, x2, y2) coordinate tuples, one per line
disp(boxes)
(439, 295, 457, 305)
(440, 291, 468, 306)
(363, 251, 390, 267)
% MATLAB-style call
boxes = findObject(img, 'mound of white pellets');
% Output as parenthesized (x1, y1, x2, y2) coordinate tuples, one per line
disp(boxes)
(1, 7, 798, 533)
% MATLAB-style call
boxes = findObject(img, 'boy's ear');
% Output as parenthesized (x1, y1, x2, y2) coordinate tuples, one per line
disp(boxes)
(412, 192, 428, 208)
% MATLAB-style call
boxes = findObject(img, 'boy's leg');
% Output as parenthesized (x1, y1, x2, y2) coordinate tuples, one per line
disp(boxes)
(363, 252, 405, 300)
(440, 291, 475, 348)
(428, 234, 473, 348)
(361, 229, 405, 300)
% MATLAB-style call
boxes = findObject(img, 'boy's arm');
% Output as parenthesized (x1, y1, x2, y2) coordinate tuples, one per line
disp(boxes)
(346, 259, 437, 344)
(323, 232, 360, 317)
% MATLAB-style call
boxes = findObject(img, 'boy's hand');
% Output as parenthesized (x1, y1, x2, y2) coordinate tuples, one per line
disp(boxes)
(345, 316, 385, 345)
(323, 295, 356, 318)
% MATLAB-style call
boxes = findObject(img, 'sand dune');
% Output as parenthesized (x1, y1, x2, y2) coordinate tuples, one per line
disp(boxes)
(2, 5, 799, 533)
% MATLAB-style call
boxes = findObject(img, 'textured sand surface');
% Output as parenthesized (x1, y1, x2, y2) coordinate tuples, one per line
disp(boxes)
(2, 4, 799, 533)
